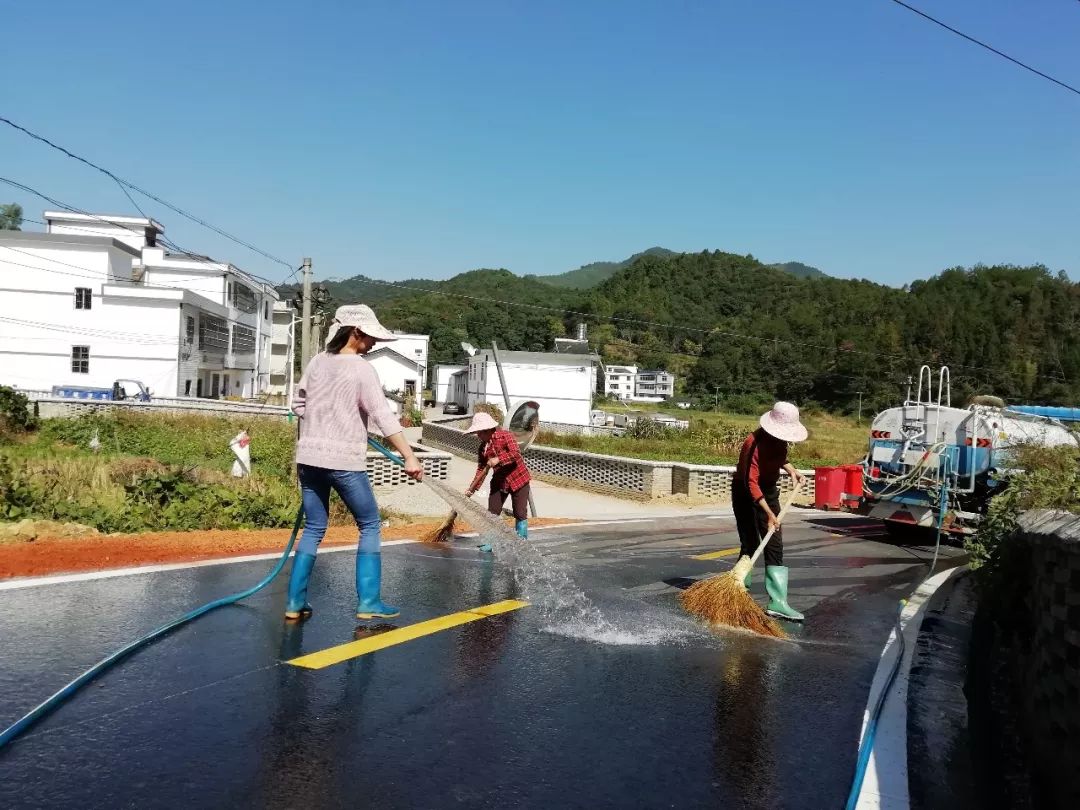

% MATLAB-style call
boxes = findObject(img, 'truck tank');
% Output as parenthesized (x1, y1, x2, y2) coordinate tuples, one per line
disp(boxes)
(861, 365, 1077, 535)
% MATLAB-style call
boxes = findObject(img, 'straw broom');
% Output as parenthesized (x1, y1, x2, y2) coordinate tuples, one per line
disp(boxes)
(680, 480, 804, 638)
(420, 510, 458, 544)
(421, 457, 491, 544)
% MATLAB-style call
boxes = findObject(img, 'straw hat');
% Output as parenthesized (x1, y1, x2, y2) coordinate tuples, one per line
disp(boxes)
(759, 401, 808, 443)
(463, 412, 500, 433)
(325, 304, 397, 344)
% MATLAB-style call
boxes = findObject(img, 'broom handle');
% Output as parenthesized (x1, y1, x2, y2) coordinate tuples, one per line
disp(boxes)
(745, 478, 805, 569)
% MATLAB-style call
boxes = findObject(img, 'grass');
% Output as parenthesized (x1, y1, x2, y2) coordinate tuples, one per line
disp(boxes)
(1, 412, 347, 533)
(540, 406, 868, 468)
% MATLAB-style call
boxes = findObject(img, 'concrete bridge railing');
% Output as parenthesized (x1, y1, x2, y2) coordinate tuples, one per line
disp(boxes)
(422, 417, 815, 502)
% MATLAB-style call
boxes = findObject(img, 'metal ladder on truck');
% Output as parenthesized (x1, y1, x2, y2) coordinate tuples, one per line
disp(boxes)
(900, 365, 951, 450)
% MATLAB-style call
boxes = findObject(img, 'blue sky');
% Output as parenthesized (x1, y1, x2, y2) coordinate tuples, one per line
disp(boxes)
(3, 0, 1078, 286)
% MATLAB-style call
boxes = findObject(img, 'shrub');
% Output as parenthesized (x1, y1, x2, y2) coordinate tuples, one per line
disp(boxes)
(625, 419, 682, 440)
(0, 386, 37, 435)
(966, 443, 1080, 596)
(0, 451, 304, 533)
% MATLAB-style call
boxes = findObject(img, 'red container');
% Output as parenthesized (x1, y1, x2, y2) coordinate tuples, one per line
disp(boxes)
(842, 464, 864, 508)
(814, 466, 845, 510)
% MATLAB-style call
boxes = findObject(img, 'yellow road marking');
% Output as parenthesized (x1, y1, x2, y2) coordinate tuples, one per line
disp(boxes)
(285, 599, 529, 670)
(690, 547, 742, 560)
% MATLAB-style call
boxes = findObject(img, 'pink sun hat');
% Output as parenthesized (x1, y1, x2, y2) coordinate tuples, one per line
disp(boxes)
(463, 412, 500, 433)
(759, 401, 808, 443)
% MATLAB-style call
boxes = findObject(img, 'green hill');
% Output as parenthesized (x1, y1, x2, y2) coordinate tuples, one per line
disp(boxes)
(768, 261, 827, 279)
(529, 247, 678, 289)
(277, 251, 1079, 411)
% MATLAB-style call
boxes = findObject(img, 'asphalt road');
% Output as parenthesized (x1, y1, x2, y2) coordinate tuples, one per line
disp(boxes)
(0, 511, 966, 809)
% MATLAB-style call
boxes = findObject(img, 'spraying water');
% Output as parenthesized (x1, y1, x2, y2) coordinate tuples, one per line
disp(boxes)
(426, 479, 712, 646)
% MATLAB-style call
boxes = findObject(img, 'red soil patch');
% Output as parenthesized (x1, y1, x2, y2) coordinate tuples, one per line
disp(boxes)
(0, 517, 574, 580)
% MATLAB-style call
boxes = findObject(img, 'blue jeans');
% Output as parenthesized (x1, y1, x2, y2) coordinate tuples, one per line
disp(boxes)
(297, 465, 382, 556)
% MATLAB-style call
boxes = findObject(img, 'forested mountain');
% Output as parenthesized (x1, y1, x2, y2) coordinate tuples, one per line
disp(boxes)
(280, 251, 1080, 412)
(768, 261, 827, 279)
(529, 247, 677, 289)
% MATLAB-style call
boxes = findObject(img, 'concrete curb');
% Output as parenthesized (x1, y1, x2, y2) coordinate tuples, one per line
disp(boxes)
(0, 516, 700, 591)
(853, 564, 966, 810)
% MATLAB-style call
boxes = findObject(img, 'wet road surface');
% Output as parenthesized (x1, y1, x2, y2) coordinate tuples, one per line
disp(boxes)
(0, 512, 965, 809)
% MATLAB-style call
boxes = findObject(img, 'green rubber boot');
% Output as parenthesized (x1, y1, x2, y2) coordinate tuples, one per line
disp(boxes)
(765, 565, 805, 622)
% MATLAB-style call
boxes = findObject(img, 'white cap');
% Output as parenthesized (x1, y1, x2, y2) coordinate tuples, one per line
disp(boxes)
(325, 304, 397, 344)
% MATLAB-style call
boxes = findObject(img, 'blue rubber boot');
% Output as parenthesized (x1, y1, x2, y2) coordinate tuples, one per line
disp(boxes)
(515, 519, 528, 539)
(477, 544, 493, 554)
(355, 552, 400, 620)
(284, 552, 316, 620)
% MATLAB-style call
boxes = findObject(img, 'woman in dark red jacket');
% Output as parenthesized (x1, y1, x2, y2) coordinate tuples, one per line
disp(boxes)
(731, 402, 808, 621)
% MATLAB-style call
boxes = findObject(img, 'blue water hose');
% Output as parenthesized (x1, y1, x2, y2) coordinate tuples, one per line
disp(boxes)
(367, 436, 404, 466)
(0, 439, 407, 752)
(0, 506, 305, 752)
(845, 469, 951, 808)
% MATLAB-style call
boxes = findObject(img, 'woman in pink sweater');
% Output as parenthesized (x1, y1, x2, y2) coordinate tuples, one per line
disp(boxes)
(285, 304, 423, 621)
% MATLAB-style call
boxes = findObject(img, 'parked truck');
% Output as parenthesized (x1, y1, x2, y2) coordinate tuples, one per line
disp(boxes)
(860, 366, 1077, 537)
(51, 379, 152, 402)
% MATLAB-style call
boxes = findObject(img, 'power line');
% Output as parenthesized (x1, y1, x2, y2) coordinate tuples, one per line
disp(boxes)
(0, 244, 217, 288)
(0, 114, 298, 278)
(1, 176, 283, 292)
(0, 249, 283, 336)
(21, 214, 295, 291)
(887, 0, 1080, 98)
(0, 316, 180, 345)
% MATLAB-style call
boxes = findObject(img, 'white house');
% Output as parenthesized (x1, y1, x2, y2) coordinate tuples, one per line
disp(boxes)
(268, 300, 296, 400)
(365, 332, 429, 399)
(434, 363, 466, 404)
(466, 348, 598, 426)
(0, 211, 278, 398)
(635, 369, 675, 399)
(604, 364, 638, 400)
(554, 323, 590, 355)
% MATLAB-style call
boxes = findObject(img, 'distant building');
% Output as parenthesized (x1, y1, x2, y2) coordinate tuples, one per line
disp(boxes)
(635, 369, 675, 399)
(268, 301, 295, 400)
(0, 211, 278, 398)
(604, 365, 638, 400)
(467, 348, 598, 426)
(365, 332, 429, 399)
(554, 323, 591, 355)
(433, 364, 466, 404)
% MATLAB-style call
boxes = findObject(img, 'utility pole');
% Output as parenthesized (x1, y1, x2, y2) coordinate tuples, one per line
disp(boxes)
(311, 310, 325, 356)
(491, 341, 538, 518)
(856, 391, 863, 425)
(300, 258, 313, 373)
(714, 385, 721, 411)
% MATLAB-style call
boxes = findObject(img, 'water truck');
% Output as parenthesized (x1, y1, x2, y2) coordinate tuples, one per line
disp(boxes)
(860, 366, 1077, 536)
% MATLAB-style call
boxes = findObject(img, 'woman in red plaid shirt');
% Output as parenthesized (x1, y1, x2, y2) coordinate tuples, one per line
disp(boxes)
(463, 411, 531, 552)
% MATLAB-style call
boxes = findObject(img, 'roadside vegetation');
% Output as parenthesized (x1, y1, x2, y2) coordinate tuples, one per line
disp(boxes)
(0, 405, 347, 534)
(538, 407, 868, 467)
(966, 442, 1080, 598)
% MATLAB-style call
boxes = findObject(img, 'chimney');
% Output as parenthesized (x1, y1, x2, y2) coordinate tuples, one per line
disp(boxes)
(576, 323, 587, 341)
